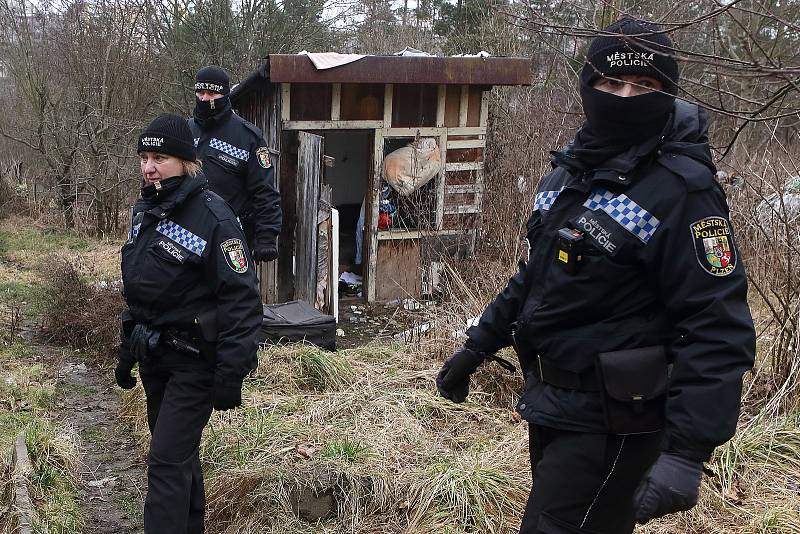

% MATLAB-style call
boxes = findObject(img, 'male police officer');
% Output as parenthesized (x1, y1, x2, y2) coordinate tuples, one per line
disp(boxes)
(189, 65, 282, 262)
(436, 17, 755, 534)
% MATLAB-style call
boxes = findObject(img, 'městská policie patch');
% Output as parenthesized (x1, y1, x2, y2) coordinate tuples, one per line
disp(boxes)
(221, 238, 249, 273)
(691, 216, 736, 276)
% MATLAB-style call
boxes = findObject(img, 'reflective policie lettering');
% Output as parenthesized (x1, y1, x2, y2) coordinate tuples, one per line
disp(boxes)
(157, 239, 187, 262)
(576, 215, 618, 254)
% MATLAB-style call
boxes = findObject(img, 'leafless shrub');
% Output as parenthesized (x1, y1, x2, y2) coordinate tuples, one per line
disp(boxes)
(722, 127, 800, 414)
(38, 256, 124, 363)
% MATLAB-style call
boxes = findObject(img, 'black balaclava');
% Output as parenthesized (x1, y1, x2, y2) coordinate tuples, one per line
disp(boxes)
(193, 65, 231, 122)
(137, 113, 196, 196)
(572, 17, 679, 169)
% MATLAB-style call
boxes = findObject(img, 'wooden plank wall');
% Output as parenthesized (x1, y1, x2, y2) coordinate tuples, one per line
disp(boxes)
(277, 80, 490, 301)
(295, 131, 323, 304)
(233, 83, 282, 303)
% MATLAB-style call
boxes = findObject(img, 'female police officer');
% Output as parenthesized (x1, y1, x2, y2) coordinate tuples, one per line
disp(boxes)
(115, 113, 262, 533)
(436, 17, 755, 534)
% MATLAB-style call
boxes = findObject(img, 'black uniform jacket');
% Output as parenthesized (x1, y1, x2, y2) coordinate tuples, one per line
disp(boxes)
(121, 174, 263, 382)
(189, 103, 282, 242)
(467, 101, 755, 461)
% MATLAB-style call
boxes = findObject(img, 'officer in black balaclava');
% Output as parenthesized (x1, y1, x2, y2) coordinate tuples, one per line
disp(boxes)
(189, 65, 282, 263)
(436, 17, 755, 534)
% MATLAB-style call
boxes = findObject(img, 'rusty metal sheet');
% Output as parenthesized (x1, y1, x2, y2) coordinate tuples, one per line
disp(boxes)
(267, 54, 532, 86)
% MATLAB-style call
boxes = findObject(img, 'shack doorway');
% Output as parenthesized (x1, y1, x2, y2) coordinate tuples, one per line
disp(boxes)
(321, 130, 373, 299)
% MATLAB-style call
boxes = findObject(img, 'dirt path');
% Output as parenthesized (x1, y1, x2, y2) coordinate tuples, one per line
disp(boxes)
(24, 326, 146, 533)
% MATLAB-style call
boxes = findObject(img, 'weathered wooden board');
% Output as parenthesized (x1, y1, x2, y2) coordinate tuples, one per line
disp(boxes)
(295, 131, 324, 305)
(375, 238, 422, 301)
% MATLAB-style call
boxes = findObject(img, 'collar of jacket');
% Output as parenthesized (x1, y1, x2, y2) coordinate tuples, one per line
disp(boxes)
(135, 174, 208, 219)
(193, 99, 233, 130)
(553, 100, 715, 189)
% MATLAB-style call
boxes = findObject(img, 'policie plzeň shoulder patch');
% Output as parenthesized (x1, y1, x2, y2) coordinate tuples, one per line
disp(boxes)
(690, 216, 736, 276)
(220, 238, 248, 273)
(256, 147, 271, 169)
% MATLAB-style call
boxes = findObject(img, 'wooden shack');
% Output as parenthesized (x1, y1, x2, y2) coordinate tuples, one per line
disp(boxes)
(231, 53, 532, 312)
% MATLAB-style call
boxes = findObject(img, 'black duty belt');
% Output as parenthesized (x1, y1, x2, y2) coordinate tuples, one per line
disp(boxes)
(530, 355, 601, 392)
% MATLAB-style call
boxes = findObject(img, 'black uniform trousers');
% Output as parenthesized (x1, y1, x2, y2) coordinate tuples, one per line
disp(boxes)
(520, 425, 662, 534)
(139, 350, 214, 534)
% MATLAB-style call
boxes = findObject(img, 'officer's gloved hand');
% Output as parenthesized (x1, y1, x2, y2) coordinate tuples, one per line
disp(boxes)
(633, 452, 704, 524)
(252, 234, 278, 262)
(130, 324, 160, 363)
(115, 344, 137, 390)
(436, 345, 486, 403)
(212, 375, 243, 411)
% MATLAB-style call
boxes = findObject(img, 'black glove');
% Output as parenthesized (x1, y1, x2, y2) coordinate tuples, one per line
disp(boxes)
(212, 376, 243, 411)
(130, 323, 160, 363)
(252, 234, 278, 262)
(633, 452, 704, 524)
(436, 346, 486, 403)
(115, 344, 136, 390)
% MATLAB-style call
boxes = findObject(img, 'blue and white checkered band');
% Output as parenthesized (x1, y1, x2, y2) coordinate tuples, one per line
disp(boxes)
(534, 187, 565, 211)
(155, 220, 207, 256)
(583, 188, 616, 211)
(193, 138, 200, 147)
(129, 223, 141, 241)
(210, 138, 249, 161)
(584, 188, 660, 243)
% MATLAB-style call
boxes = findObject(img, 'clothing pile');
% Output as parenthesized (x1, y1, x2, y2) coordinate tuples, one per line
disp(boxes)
(339, 271, 362, 296)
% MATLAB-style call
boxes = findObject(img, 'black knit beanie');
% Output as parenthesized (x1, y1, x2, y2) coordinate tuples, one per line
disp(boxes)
(581, 17, 679, 93)
(137, 113, 196, 162)
(194, 65, 230, 96)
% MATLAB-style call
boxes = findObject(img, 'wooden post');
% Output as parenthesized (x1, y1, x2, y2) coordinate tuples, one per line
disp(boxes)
(12, 434, 34, 534)
(383, 84, 393, 127)
(436, 84, 446, 127)
(331, 83, 341, 121)
(295, 131, 323, 305)
(459, 85, 469, 127)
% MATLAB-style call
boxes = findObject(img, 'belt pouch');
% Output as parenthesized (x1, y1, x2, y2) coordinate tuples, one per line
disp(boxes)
(195, 309, 219, 362)
(596, 345, 667, 435)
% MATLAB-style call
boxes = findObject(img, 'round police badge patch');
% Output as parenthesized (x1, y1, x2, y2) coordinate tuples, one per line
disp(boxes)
(221, 238, 248, 273)
(690, 216, 736, 276)
(256, 147, 271, 169)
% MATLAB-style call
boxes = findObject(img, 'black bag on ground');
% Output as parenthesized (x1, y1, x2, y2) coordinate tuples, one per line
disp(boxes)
(596, 345, 668, 435)
(258, 300, 336, 351)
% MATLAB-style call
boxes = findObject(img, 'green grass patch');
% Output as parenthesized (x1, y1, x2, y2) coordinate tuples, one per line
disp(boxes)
(26, 420, 85, 534)
(319, 439, 373, 464)
(204, 408, 300, 469)
(0, 281, 47, 316)
(296, 348, 354, 391)
(0, 341, 57, 447)
(0, 226, 89, 263)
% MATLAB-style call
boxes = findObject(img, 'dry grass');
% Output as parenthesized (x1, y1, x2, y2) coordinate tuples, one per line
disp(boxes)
(38, 257, 125, 365)
(121, 343, 530, 533)
(118, 337, 800, 533)
(0, 342, 83, 534)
